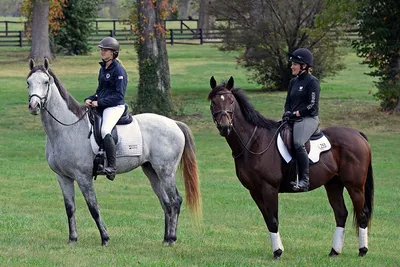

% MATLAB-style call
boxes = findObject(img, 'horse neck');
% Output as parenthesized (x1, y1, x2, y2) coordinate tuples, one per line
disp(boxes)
(40, 83, 88, 137)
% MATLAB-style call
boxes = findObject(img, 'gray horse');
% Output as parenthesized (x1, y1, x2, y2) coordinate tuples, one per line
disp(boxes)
(26, 58, 202, 246)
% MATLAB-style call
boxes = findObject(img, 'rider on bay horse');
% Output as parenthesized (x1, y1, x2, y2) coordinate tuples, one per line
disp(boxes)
(282, 48, 321, 192)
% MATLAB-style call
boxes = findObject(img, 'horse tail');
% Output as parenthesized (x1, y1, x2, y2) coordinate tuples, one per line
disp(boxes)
(175, 121, 202, 224)
(354, 132, 374, 231)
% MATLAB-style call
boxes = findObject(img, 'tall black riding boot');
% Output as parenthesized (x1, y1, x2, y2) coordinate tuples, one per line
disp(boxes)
(103, 134, 117, 181)
(292, 146, 310, 192)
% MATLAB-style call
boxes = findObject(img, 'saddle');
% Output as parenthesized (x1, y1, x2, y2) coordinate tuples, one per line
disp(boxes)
(280, 121, 323, 157)
(88, 104, 133, 149)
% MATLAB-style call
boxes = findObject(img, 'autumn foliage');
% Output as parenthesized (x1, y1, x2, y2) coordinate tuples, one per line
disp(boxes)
(20, 0, 67, 37)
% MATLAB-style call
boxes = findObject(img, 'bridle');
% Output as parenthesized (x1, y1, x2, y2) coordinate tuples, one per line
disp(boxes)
(28, 70, 89, 127)
(210, 91, 234, 126)
(211, 90, 286, 158)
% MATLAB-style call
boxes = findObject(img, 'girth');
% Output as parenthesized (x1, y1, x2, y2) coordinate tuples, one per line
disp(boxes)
(88, 104, 133, 149)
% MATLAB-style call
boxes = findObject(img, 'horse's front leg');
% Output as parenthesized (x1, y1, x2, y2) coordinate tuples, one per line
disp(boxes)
(250, 183, 283, 259)
(76, 176, 109, 246)
(56, 174, 78, 243)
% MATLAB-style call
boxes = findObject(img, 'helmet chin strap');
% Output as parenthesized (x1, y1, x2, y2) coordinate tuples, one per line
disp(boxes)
(299, 64, 309, 74)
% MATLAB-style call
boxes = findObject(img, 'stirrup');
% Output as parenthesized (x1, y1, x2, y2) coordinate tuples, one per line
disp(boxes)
(104, 167, 116, 181)
(292, 181, 309, 192)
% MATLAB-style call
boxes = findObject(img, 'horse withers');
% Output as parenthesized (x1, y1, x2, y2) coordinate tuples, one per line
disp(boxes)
(26, 58, 202, 246)
(208, 76, 373, 259)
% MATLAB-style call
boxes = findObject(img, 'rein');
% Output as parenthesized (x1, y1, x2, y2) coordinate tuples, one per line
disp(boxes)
(231, 120, 287, 159)
(211, 90, 287, 159)
(43, 106, 89, 126)
(29, 70, 89, 127)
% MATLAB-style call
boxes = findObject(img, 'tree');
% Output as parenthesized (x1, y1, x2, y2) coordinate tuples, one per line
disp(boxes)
(29, 0, 53, 61)
(0, 0, 23, 16)
(210, 0, 357, 91)
(178, 0, 190, 19)
(54, 0, 100, 55)
(352, 0, 400, 112)
(131, 0, 173, 115)
(21, 0, 66, 61)
(198, 0, 215, 38)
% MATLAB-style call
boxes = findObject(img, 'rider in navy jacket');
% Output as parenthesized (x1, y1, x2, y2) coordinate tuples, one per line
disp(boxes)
(85, 37, 127, 181)
(86, 59, 127, 109)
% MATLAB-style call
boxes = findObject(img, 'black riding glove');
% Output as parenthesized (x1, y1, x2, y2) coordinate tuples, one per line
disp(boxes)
(282, 111, 296, 121)
(283, 111, 298, 121)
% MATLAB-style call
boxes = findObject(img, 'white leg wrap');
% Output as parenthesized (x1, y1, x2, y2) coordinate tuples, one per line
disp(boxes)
(359, 227, 368, 249)
(270, 232, 284, 252)
(332, 227, 345, 253)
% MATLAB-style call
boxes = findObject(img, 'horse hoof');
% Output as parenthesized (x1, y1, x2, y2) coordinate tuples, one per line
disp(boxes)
(68, 238, 77, 244)
(163, 240, 176, 247)
(102, 237, 109, 247)
(329, 248, 339, 257)
(359, 247, 368, 257)
(273, 249, 282, 260)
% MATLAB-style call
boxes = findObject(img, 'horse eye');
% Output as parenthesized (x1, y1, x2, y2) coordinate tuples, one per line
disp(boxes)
(44, 81, 49, 85)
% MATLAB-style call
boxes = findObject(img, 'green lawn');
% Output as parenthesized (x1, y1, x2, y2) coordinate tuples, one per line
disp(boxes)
(0, 44, 399, 266)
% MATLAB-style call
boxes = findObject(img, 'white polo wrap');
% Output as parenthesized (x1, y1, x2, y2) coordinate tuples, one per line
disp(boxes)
(359, 227, 368, 249)
(332, 227, 345, 253)
(270, 232, 284, 252)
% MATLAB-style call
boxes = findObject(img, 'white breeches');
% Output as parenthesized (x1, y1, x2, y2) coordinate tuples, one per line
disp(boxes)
(101, 105, 125, 138)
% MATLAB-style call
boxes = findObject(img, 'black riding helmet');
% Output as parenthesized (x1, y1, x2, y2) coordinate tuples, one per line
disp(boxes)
(288, 48, 313, 67)
(98, 37, 120, 58)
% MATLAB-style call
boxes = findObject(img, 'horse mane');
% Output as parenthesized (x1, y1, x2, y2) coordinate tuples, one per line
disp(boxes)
(208, 82, 279, 129)
(28, 66, 87, 118)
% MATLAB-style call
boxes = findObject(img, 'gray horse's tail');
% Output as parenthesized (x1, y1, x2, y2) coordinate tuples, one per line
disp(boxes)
(175, 121, 202, 223)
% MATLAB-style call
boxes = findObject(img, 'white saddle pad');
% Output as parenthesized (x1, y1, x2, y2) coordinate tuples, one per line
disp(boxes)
(277, 134, 331, 163)
(90, 118, 142, 157)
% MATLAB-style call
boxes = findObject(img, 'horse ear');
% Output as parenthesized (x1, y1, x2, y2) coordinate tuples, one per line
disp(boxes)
(44, 57, 49, 71)
(227, 76, 234, 90)
(29, 58, 35, 70)
(210, 76, 217, 89)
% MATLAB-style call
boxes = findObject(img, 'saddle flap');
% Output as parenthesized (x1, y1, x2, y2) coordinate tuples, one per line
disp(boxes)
(278, 123, 331, 164)
(90, 118, 142, 157)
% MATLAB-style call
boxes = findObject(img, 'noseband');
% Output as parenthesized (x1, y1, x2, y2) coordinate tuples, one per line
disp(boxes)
(211, 91, 235, 126)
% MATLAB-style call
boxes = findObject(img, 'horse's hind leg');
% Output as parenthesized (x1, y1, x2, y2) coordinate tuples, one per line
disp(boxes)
(324, 178, 348, 257)
(76, 176, 109, 246)
(347, 186, 369, 256)
(142, 162, 182, 245)
(56, 174, 78, 243)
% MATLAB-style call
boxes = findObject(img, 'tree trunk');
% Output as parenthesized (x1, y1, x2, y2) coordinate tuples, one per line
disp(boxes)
(29, 0, 54, 62)
(134, 0, 172, 116)
(198, 0, 215, 39)
(393, 56, 400, 113)
(178, 0, 190, 19)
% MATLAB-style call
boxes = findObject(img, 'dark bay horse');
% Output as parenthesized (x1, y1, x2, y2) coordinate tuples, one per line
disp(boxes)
(208, 76, 374, 259)
(26, 58, 202, 246)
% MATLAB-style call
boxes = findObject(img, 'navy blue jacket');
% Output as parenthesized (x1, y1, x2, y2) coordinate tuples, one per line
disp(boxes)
(284, 72, 320, 117)
(86, 59, 127, 109)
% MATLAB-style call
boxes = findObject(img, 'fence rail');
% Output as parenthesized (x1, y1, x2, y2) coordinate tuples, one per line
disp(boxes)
(0, 19, 359, 47)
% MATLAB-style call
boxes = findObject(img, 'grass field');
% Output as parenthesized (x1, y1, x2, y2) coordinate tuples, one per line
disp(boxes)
(0, 44, 399, 266)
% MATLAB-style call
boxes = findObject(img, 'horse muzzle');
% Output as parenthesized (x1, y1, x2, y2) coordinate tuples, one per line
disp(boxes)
(29, 102, 40, 115)
(217, 124, 232, 136)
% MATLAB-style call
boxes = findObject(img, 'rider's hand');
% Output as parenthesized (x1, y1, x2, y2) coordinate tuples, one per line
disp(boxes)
(85, 99, 92, 106)
(91, 101, 98, 107)
(282, 111, 292, 121)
